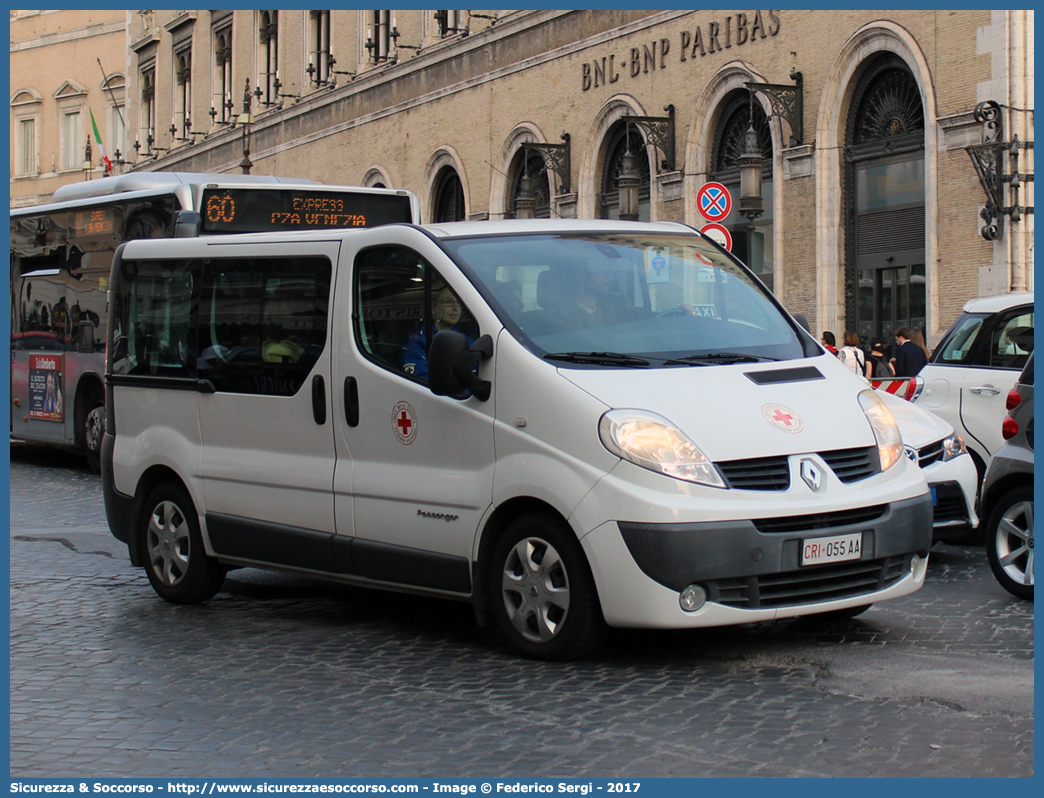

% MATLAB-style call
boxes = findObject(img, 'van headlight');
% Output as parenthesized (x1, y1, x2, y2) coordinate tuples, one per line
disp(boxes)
(941, 433, 967, 461)
(857, 390, 903, 472)
(598, 410, 726, 488)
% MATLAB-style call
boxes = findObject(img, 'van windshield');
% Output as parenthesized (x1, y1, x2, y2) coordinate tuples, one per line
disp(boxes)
(442, 232, 815, 366)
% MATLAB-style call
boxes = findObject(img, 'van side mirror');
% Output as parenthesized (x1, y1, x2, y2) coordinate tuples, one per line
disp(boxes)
(792, 313, 811, 334)
(173, 210, 202, 238)
(429, 331, 493, 401)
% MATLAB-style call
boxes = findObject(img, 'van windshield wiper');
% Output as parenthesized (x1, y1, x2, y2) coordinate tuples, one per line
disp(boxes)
(544, 351, 651, 367)
(662, 352, 777, 365)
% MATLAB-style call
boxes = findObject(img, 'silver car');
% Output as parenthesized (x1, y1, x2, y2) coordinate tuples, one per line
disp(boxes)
(979, 352, 1034, 600)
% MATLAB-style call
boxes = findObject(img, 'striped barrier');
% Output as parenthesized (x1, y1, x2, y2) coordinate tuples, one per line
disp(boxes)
(871, 376, 923, 401)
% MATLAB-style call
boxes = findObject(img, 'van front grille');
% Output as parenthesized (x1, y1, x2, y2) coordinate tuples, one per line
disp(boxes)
(717, 456, 790, 491)
(820, 447, 879, 483)
(704, 555, 910, 609)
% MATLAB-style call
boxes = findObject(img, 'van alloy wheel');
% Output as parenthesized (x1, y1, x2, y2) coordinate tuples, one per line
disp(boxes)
(501, 537, 571, 643)
(141, 483, 225, 604)
(147, 500, 192, 587)
(490, 513, 606, 660)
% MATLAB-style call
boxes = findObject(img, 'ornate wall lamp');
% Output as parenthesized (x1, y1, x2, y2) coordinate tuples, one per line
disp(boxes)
(739, 69, 803, 228)
(616, 126, 641, 222)
(966, 100, 1035, 241)
(521, 133, 571, 195)
(621, 104, 675, 172)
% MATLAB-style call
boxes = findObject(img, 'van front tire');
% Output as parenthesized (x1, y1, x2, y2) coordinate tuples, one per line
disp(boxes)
(490, 513, 607, 661)
(142, 483, 225, 604)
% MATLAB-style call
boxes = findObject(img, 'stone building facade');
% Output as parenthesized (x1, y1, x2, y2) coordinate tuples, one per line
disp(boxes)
(9, 9, 128, 208)
(66, 10, 1043, 341)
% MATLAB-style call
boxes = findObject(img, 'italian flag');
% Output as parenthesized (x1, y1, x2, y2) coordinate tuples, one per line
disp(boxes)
(89, 107, 113, 175)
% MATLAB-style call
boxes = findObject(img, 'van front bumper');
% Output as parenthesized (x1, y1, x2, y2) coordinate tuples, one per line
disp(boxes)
(580, 493, 932, 629)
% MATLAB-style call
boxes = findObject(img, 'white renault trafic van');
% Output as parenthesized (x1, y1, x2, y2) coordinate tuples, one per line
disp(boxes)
(103, 219, 933, 659)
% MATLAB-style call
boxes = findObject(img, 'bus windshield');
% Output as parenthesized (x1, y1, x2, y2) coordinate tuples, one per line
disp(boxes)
(443, 232, 816, 365)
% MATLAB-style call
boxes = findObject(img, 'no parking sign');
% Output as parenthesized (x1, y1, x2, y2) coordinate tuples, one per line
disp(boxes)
(696, 182, 732, 223)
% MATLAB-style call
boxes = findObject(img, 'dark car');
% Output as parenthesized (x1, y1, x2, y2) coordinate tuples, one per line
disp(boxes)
(978, 351, 1034, 600)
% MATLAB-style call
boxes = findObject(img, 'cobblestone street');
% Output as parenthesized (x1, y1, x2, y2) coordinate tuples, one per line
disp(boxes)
(9, 445, 1034, 778)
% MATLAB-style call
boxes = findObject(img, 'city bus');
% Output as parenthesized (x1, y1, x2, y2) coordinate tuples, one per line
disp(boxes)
(10, 172, 419, 470)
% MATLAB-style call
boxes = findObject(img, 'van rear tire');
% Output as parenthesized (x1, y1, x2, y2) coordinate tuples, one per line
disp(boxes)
(490, 513, 607, 661)
(142, 483, 225, 604)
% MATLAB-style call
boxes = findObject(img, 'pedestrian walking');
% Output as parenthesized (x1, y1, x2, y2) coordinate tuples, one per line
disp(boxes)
(891, 326, 929, 377)
(838, 331, 870, 380)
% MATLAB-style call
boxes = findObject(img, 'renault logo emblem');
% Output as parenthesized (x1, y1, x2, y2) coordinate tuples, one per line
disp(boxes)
(800, 458, 823, 491)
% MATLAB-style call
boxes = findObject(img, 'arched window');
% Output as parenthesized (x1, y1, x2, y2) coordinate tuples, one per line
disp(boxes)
(845, 55, 925, 348)
(366, 10, 390, 63)
(710, 90, 774, 291)
(432, 167, 465, 222)
(175, 51, 192, 140)
(140, 69, 156, 148)
(309, 11, 331, 84)
(259, 12, 279, 106)
(214, 29, 233, 124)
(508, 149, 551, 218)
(599, 123, 650, 220)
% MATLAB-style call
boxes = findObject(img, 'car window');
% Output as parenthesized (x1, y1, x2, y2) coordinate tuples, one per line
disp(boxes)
(354, 246, 478, 383)
(990, 309, 1034, 369)
(933, 313, 987, 365)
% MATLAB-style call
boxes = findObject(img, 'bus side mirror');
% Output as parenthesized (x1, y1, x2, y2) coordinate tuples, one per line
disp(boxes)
(174, 210, 202, 238)
(429, 331, 493, 401)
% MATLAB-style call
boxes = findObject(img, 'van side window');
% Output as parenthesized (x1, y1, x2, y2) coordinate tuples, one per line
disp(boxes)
(197, 257, 331, 396)
(111, 259, 198, 376)
(354, 246, 478, 382)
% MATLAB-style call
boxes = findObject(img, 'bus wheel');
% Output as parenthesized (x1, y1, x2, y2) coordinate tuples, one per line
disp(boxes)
(83, 397, 105, 473)
(490, 513, 607, 660)
(142, 483, 225, 604)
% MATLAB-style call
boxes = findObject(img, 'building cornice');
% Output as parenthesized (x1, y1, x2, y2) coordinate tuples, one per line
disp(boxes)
(10, 19, 125, 53)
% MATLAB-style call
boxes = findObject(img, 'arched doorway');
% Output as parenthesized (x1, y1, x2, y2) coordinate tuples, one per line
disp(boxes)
(432, 166, 465, 222)
(710, 90, 774, 291)
(845, 54, 925, 349)
(599, 123, 650, 220)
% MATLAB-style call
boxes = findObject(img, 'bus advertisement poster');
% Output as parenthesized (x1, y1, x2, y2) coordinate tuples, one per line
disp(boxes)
(28, 353, 64, 421)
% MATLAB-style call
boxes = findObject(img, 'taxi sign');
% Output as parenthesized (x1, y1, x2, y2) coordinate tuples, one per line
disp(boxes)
(697, 182, 732, 222)
(700, 222, 733, 252)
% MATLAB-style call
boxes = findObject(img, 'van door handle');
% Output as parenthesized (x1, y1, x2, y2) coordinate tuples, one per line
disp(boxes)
(343, 376, 360, 427)
(312, 375, 327, 425)
(969, 385, 1001, 396)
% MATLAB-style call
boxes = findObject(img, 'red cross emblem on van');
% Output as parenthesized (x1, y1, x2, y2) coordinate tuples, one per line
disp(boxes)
(761, 403, 804, 434)
(392, 401, 418, 445)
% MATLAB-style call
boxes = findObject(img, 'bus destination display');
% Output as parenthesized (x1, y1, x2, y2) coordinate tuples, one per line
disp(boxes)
(201, 188, 413, 233)
(70, 208, 116, 236)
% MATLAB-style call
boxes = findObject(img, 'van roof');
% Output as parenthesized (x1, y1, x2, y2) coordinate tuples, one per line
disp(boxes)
(961, 292, 1034, 314)
(118, 219, 702, 257)
(421, 218, 695, 238)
